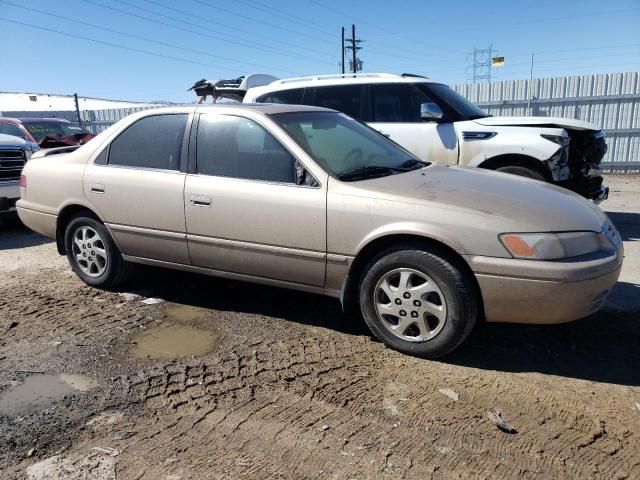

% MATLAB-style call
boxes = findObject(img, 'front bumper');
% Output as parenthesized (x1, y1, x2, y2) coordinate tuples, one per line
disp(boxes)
(464, 245, 623, 324)
(0, 181, 20, 214)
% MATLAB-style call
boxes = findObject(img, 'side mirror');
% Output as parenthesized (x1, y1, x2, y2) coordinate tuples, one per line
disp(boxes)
(420, 102, 443, 122)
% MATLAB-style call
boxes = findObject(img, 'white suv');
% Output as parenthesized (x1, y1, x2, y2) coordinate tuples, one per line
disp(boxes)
(239, 73, 608, 202)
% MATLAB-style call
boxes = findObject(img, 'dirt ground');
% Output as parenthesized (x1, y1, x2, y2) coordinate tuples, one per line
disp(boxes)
(1, 175, 639, 479)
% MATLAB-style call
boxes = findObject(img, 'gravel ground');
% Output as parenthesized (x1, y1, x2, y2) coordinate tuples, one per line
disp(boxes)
(1, 175, 639, 479)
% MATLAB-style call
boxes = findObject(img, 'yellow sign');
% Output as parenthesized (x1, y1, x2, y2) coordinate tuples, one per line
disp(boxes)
(491, 56, 505, 67)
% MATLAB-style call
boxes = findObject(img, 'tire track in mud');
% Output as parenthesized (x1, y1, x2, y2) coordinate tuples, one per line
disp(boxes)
(108, 336, 640, 479)
(1, 269, 639, 479)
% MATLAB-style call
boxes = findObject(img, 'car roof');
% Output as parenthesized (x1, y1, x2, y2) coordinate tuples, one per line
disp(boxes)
(132, 103, 337, 116)
(196, 103, 335, 114)
(17, 118, 72, 124)
(246, 73, 437, 98)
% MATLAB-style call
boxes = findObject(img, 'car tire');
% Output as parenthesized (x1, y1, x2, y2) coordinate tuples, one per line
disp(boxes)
(496, 165, 546, 181)
(64, 214, 131, 289)
(359, 245, 478, 358)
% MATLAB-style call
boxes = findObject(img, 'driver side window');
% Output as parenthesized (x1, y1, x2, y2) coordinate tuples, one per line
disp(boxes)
(196, 114, 316, 186)
(372, 84, 435, 123)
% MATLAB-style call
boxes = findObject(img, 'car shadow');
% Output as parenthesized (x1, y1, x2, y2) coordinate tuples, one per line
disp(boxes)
(128, 267, 367, 337)
(443, 308, 640, 387)
(607, 211, 640, 242)
(129, 266, 640, 387)
(0, 218, 53, 250)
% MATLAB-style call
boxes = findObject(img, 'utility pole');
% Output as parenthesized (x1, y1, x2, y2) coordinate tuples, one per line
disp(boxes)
(344, 24, 363, 74)
(73, 93, 83, 128)
(468, 45, 493, 83)
(527, 53, 535, 115)
(341, 27, 345, 74)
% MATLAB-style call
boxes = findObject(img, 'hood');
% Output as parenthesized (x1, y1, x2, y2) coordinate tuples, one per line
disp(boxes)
(473, 116, 598, 131)
(0, 133, 28, 148)
(358, 164, 607, 233)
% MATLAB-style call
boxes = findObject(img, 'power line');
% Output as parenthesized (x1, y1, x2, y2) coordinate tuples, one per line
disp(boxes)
(303, 0, 465, 57)
(0, 16, 242, 73)
(111, 0, 328, 59)
(139, 0, 332, 51)
(367, 7, 640, 42)
(377, 50, 640, 76)
(188, 0, 330, 44)
(0, 1, 299, 74)
(233, 0, 333, 36)
(82, 0, 333, 65)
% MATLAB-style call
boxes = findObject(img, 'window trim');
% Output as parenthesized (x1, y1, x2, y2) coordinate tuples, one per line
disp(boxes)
(99, 112, 191, 172)
(190, 112, 320, 188)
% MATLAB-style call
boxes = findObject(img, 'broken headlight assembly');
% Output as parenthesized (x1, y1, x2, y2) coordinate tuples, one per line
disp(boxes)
(499, 231, 602, 260)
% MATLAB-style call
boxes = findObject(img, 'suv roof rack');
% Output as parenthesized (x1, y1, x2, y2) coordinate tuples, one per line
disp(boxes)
(274, 73, 401, 85)
(401, 73, 429, 78)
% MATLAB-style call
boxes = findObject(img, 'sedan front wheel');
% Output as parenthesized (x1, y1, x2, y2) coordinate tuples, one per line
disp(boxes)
(359, 245, 478, 358)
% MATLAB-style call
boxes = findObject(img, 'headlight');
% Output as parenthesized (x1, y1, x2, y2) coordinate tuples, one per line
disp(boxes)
(541, 134, 569, 147)
(499, 231, 601, 259)
(25, 149, 33, 160)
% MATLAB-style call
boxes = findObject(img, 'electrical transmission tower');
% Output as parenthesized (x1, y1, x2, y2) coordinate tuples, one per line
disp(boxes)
(468, 45, 493, 83)
(342, 24, 363, 74)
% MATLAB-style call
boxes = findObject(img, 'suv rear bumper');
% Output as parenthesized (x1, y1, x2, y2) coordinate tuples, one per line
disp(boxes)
(464, 246, 623, 324)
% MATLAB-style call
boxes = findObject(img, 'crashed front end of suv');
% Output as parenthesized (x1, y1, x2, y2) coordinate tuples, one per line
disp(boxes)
(471, 116, 609, 203)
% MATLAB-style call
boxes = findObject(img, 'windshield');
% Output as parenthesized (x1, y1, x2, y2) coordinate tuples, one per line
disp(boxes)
(23, 121, 88, 142)
(271, 111, 428, 181)
(418, 83, 489, 120)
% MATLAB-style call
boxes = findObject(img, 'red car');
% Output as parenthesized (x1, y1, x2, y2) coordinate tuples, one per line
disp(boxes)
(0, 117, 94, 147)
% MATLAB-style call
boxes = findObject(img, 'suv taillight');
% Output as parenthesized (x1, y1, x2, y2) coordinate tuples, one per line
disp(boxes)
(19, 175, 27, 188)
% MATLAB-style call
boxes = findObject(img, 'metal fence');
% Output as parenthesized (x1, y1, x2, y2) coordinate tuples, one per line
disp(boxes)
(453, 71, 640, 171)
(3, 71, 639, 171)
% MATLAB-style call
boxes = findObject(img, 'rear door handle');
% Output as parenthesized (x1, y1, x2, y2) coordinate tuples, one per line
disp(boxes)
(190, 194, 212, 206)
(90, 183, 105, 193)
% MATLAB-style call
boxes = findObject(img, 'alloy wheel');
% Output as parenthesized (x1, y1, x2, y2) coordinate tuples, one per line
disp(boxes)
(374, 267, 447, 342)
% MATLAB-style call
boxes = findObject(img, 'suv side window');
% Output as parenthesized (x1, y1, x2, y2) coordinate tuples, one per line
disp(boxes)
(256, 88, 304, 104)
(0, 123, 28, 140)
(108, 114, 187, 170)
(312, 85, 365, 120)
(372, 83, 435, 123)
(197, 114, 296, 184)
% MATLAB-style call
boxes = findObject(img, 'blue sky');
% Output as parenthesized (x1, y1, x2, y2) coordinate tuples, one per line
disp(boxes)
(1, 0, 639, 102)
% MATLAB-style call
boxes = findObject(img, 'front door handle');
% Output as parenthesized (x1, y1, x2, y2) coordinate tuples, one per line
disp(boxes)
(190, 194, 212, 206)
(90, 183, 105, 193)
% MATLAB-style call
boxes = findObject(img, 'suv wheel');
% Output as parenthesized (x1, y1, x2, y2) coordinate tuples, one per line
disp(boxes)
(496, 165, 546, 181)
(359, 245, 478, 358)
(65, 214, 130, 288)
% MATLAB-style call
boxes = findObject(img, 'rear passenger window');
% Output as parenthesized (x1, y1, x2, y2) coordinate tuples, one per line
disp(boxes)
(256, 88, 304, 104)
(313, 85, 365, 120)
(196, 114, 295, 184)
(108, 114, 187, 170)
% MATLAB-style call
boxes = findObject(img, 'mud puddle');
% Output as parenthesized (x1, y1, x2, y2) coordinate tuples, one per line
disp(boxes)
(0, 374, 98, 416)
(130, 303, 219, 360)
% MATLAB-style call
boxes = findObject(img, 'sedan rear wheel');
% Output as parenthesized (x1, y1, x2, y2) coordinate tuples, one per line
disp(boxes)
(359, 245, 478, 358)
(65, 214, 131, 288)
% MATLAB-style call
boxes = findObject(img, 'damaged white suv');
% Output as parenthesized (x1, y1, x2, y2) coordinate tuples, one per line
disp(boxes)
(232, 73, 608, 202)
